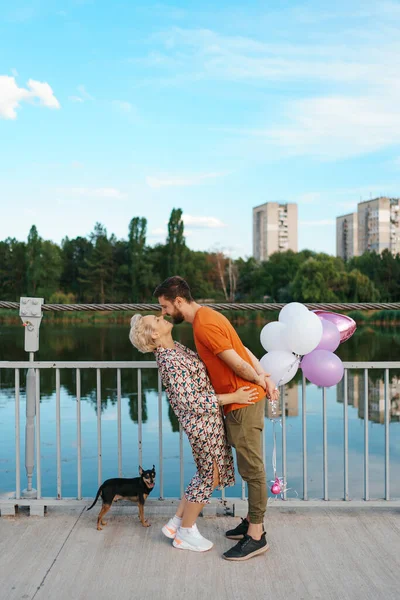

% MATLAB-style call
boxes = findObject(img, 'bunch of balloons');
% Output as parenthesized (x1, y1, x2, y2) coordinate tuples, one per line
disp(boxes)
(260, 303, 356, 388)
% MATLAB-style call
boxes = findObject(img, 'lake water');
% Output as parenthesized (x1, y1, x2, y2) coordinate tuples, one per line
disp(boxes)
(0, 320, 399, 501)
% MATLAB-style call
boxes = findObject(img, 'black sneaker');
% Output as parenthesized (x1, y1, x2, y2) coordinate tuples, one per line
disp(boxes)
(223, 533, 269, 561)
(225, 518, 249, 540)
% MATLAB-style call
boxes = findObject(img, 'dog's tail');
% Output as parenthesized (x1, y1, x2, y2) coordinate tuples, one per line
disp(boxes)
(87, 485, 103, 511)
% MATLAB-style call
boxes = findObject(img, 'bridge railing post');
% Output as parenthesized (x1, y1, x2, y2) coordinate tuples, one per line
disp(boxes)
(19, 297, 43, 498)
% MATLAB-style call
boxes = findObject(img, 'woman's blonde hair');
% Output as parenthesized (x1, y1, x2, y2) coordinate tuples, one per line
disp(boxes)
(129, 314, 157, 353)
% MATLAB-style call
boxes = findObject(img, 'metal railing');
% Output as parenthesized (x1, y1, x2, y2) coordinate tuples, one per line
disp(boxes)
(0, 360, 399, 510)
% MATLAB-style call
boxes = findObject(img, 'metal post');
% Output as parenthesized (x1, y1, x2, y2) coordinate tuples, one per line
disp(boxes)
(384, 369, 390, 500)
(302, 374, 308, 500)
(281, 385, 287, 500)
(364, 369, 369, 501)
(323, 388, 328, 500)
(20, 297, 43, 499)
(343, 369, 349, 501)
(23, 352, 36, 497)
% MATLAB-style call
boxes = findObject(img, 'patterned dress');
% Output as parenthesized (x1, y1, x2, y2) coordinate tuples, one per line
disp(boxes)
(155, 342, 235, 503)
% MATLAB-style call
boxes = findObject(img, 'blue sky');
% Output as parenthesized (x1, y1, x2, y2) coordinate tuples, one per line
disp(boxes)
(1, 0, 400, 258)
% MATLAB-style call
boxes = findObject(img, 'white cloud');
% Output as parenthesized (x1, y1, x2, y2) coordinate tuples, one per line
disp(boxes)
(69, 85, 94, 103)
(148, 19, 400, 160)
(77, 85, 93, 100)
(146, 171, 228, 188)
(0, 75, 60, 119)
(182, 215, 226, 229)
(112, 100, 134, 114)
(148, 227, 167, 238)
(264, 95, 400, 159)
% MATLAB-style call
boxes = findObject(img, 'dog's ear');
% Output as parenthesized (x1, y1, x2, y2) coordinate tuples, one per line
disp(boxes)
(139, 466, 143, 475)
(153, 464, 155, 472)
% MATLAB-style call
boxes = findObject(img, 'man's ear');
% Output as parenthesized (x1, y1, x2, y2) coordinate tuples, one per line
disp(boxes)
(139, 466, 143, 475)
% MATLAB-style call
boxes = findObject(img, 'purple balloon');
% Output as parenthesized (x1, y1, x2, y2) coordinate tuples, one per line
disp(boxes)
(313, 310, 356, 343)
(316, 319, 341, 352)
(301, 349, 344, 387)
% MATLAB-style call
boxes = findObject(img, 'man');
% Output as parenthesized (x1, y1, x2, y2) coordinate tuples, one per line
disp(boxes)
(154, 276, 279, 561)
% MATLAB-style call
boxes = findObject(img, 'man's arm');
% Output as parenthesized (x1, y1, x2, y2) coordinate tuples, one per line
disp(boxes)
(244, 346, 264, 376)
(244, 346, 279, 401)
(217, 349, 266, 389)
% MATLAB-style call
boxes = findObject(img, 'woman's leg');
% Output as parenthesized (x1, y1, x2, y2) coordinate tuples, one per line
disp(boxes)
(175, 497, 187, 518)
(181, 460, 219, 527)
(181, 501, 205, 528)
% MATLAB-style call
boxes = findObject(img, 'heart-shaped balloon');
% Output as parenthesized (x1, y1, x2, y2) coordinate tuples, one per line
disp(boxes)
(312, 310, 356, 343)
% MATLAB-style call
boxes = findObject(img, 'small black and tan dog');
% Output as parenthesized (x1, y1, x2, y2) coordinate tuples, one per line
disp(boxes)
(87, 465, 156, 530)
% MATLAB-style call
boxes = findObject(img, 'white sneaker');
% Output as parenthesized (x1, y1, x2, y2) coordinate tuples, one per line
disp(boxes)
(172, 524, 213, 552)
(162, 518, 179, 539)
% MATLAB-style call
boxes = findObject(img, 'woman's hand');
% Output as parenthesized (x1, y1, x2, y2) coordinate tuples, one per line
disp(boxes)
(234, 386, 259, 405)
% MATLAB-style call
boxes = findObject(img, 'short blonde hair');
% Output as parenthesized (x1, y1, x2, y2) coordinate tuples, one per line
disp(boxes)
(129, 314, 157, 353)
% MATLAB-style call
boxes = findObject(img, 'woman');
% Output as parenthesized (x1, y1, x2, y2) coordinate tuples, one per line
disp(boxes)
(129, 314, 258, 553)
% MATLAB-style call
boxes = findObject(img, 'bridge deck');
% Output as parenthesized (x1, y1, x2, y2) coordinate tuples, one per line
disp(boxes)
(1, 505, 399, 600)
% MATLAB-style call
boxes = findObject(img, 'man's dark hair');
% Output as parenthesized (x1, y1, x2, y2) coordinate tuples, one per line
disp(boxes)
(153, 276, 193, 303)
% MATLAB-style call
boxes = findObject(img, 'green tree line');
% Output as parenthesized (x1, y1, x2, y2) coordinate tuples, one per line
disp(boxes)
(0, 208, 399, 303)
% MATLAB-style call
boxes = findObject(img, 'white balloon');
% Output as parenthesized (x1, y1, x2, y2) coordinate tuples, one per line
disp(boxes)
(260, 351, 300, 386)
(283, 310, 323, 355)
(260, 321, 290, 352)
(279, 302, 309, 324)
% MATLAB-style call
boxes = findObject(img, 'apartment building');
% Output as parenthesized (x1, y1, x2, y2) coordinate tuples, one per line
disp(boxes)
(337, 197, 400, 258)
(253, 202, 298, 261)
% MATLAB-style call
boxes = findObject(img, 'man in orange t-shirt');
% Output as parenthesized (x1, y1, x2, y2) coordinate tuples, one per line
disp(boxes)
(154, 276, 279, 562)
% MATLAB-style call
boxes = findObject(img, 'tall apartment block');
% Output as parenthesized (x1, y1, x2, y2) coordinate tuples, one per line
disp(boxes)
(337, 197, 400, 258)
(358, 197, 400, 255)
(336, 213, 358, 260)
(253, 202, 298, 261)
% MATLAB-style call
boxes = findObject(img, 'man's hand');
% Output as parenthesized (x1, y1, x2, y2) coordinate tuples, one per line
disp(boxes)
(263, 374, 279, 401)
(254, 374, 267, 390)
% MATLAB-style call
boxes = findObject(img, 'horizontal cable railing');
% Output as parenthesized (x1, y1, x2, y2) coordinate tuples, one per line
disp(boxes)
(1, 301, 400, 312)
(0, 361, 398, 512)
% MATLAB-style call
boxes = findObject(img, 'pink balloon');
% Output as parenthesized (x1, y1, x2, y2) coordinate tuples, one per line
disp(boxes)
(301, 349, 344, 387)
(271, 483, 281, 495)
(313, 310, 356, 343)
(316, 319, 341, 352)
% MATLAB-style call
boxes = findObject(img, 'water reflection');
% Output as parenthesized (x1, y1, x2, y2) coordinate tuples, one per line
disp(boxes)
(1, 323, 400, 428)
(337, 373, 400, 423)
(1, 322, 400, 499)
(265, 373, 400, 423)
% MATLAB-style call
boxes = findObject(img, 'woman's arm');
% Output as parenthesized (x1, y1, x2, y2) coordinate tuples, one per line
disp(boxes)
(217, 387, 259, 406)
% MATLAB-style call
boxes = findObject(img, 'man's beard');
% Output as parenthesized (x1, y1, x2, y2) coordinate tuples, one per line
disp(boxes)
(171, 308, 185, 325)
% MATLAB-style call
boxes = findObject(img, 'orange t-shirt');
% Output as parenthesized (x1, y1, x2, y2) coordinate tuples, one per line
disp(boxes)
(192, 306, 264, 415)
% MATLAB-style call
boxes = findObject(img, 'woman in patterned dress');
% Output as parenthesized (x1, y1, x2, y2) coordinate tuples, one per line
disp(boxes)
(129, 314, 258, 553)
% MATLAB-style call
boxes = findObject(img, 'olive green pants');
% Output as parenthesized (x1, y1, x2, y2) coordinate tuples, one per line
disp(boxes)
(225, 398, 266, 524)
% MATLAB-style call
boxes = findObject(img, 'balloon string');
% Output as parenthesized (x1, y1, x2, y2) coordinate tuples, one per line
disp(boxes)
(270, 354, 301, 418)
(270, 354, 301, 493)
(272, 420, 277, 479)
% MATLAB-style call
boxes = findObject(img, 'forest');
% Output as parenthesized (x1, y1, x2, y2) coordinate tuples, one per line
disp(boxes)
(1, 208, 399, 305)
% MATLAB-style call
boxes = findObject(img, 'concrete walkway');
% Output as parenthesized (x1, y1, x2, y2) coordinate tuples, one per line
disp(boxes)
(1, 505, 399, 600)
